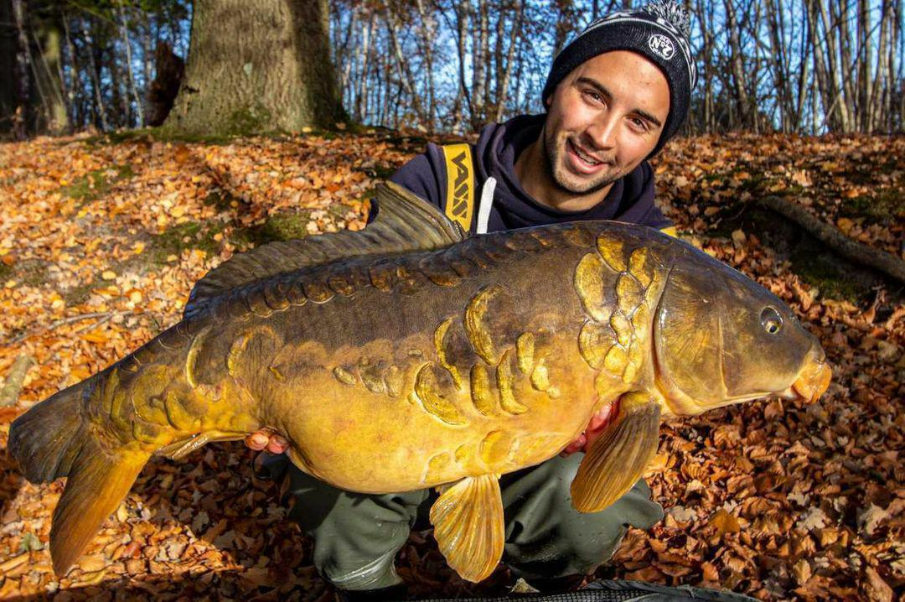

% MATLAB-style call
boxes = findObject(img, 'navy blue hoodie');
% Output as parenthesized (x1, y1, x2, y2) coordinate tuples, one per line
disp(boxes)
(388, 114, 672, 233)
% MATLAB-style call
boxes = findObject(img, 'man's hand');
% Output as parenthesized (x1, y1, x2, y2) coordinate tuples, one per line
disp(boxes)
(244, 427, 289, 454)
(561, 400, 619, 456)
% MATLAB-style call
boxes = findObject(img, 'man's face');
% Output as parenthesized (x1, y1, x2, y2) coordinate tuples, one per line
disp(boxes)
(542, 51, 670, 196)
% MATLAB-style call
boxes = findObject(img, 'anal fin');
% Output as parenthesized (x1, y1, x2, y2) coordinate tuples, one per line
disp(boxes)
(571, 394, 661, 513)
(429, 474, 504, 583)
(51, 445, 150, 576)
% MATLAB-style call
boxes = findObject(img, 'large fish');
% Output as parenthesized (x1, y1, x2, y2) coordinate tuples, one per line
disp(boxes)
(9, 183, 831, 582)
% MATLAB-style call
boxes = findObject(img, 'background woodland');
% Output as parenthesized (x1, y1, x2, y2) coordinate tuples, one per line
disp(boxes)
(1, 0, 903, 138)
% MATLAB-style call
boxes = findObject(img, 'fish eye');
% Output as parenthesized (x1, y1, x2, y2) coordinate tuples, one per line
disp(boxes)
(760, 307, 783, 334)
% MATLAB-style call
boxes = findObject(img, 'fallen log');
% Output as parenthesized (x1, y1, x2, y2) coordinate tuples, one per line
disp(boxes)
(757, 195, 905, 285)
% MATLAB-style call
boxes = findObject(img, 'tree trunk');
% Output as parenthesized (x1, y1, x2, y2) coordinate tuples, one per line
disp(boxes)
(724, 0, 751, 128)
(471, 0, 487, 129)
(414, 0, 436, 130)
(453, 1, 473, 126)
(36, 19, 69, 133)
(820, 0, 852, 131)
(886, 0, 905, 133)
(694, 0, 715, 131)
(165, 0, 345, 135)
(869, 0, 890, 131)
(353, 13, 374, 123)
(765, 0, 791, 131)
(117, 0, 143, 127)
(81, 17, 109, 131)
(857, 0, 871, 130)
(492, 0, 523, 123)
(11, 0, 31, 138)
(0, 0, 20, 134)
(795, 5, 811, 130)
(61, 14, 85, 127)
(385, 4, 427, 127)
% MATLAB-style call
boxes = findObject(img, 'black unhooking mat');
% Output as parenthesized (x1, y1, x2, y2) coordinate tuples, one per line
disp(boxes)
(410, 580, 758, 602)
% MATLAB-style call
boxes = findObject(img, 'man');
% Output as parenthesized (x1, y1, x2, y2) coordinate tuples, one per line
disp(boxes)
(246, 2, 696, 599)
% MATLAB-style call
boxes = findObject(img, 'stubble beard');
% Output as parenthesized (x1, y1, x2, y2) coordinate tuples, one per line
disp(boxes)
(543, 128, 619, 197)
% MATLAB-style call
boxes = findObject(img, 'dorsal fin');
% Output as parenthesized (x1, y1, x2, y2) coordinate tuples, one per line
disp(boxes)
(183, 182, 466, 318)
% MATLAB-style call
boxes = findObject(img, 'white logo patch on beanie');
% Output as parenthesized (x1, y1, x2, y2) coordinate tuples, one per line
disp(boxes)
(648, 34, 675, 60)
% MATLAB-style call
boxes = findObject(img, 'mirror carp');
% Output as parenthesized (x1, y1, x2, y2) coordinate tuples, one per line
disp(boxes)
(9, 183, 831, 582)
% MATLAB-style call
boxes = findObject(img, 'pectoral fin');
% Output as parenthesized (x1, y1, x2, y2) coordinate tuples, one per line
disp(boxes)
(571, 396, 661, 513)
(429, 474, 504, 583)
(156, 430, 248, 460)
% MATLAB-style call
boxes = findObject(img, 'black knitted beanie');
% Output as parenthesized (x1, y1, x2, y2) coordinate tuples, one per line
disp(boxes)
(542, 1, 697, 155)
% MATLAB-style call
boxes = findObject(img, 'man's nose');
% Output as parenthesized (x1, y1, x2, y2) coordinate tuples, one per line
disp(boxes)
(586, 117, 617, 149)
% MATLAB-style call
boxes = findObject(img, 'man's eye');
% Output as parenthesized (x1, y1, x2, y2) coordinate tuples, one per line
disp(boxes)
(584, 90, 603, 103)
(629, 117, 648, 131)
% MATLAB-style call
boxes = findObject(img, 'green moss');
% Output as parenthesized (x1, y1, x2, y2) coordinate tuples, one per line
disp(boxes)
(62, 280, 96, 306)
(16, 259, 49, 287)
(840, 189, 905, 223)
(18, 532, 43, 553)
(738, 172, 768, 193)
(253, 211, 311, 244)
(77, 129, 156, 147)
(241, 204, 364, 247)
(203, 191, 238, 213)
(226, 105, 274, 136)
(147, 220, 226, 265)
(61, 164, 135, 204)
(0, 259, 49, 288)
(712, 204, 868, 303)
(790, 243, 863, 303)
(156, 130, 238, 145)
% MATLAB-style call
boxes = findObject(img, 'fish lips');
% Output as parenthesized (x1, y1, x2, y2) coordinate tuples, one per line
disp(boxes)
(785, 357, 832, 404)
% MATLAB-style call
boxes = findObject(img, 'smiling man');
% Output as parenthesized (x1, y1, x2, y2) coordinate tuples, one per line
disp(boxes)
(248, 2, 698, 599)
(381, 0, 694, 239)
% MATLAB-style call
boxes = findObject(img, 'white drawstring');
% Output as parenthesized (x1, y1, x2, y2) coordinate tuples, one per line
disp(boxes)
(475, 176, 496, 234)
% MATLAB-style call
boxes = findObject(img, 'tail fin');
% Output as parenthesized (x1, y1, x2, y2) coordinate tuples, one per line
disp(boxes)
(9, 377, 150, 575)
(9, 380, 92, 484)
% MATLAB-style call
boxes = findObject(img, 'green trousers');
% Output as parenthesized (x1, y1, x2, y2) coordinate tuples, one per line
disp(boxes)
(276, 453, 664, 591)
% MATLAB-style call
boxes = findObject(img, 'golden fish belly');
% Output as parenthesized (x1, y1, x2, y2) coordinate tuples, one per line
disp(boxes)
(270, 341, 600, 493)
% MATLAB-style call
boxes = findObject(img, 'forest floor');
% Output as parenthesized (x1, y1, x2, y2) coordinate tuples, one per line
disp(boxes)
(0, 129, 903, 601)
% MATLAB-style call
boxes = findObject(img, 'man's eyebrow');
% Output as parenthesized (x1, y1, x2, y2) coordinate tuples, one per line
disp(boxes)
(576, 77, 612, 100)
(633, 108, 663, 128)
(575, 76, 664, 128)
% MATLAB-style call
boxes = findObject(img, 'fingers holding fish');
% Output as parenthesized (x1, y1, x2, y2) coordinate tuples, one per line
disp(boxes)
(561, 398, 620, 456)
(244, 427, 289, 454)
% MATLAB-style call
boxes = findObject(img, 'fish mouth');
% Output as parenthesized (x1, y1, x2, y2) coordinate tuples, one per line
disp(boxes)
(789, 356, 832, 403)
